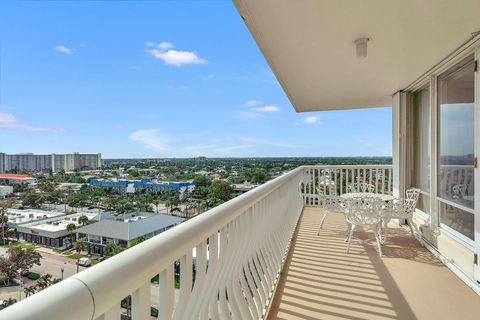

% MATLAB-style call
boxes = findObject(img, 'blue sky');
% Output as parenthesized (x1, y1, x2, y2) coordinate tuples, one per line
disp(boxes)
(0, 1, 392, 158)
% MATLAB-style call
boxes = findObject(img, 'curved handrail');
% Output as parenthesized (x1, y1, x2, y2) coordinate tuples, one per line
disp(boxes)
(0, 166, 305, 320)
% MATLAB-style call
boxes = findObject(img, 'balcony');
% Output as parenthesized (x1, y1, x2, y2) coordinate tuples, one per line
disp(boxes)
(1, 165, 479, 319)
(268, 207, 479, 320)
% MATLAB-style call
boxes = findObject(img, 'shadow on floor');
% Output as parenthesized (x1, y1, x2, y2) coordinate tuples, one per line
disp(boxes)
(267, 208, 478, 320)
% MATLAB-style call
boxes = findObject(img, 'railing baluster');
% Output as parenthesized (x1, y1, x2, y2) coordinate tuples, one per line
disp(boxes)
(382, 168, 386, 194)
(96, 303, 120, 320)
(173, 252, 193, 320)
(158, 264, 174, 320)
(388, 168, 392, 194)
(340, 168, 344, 195)
(131, 282, 150, 320)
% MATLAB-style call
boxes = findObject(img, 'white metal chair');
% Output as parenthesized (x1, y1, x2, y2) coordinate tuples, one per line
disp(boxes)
(317, 195, 345, 233)
(344, 197, 384, 256)
(347, 182, 375, 193)
(298, 173, 312, 201)
(405, 188, 421, 203)
(382, 188, 420, 242)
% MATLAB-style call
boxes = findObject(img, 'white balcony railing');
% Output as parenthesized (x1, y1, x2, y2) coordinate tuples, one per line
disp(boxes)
(301, 165, 393, 206)
(1, 167, 305, 320)
(1, 164, 392, 319)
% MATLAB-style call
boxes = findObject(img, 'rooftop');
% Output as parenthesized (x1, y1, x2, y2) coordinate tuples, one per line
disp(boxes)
(6, 208, 66, 225)
(0, 173, 34, 180)
(29, 212, 98, 232)
(76, 213, 185, 241)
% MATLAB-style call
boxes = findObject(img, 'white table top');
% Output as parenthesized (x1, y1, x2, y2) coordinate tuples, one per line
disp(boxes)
(340, 192, 396, 201)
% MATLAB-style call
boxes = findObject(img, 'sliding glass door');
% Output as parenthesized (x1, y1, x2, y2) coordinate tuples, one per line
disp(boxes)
(411, 86, 431, 214)
(437, 56, 476, 241)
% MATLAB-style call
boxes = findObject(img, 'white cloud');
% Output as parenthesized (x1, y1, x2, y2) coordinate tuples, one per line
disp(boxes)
(144, 41, 155, 47)
(145, 41, 207, 67)
(157, 41, 173, 50)
(215, 144, 252, 153)
(167, 85, 188, 90)
(130, 129, 169, 153)
(301, 116, 320, 124)
(237, 111, 263, 120)
(242, 137, 298, 148)
(244, 100, 262, 107)
(54, 45, 74, 55)
(0, 112, 64, 132)
(251, 105, 280, 113)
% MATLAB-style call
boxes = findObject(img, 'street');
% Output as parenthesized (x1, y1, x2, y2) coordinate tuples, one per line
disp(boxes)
(0, 246, 178, 309)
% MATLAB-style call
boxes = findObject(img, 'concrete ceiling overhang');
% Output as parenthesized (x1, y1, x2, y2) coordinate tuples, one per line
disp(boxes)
(233, 0, 480, 112)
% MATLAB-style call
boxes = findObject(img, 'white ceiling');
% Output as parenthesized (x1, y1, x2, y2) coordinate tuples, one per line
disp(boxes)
(234, 0, 480, 112)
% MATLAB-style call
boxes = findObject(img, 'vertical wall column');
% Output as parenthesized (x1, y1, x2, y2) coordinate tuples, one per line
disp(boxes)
(392, 91, 408, 198)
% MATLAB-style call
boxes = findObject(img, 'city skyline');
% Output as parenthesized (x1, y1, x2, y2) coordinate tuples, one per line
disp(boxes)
(0, 1, 392, 158)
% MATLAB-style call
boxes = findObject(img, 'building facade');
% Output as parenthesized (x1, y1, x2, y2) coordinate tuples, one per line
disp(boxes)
(76, 213, 185, 255)
(89, 178, 195, 194)
(0, 152, 102, 173)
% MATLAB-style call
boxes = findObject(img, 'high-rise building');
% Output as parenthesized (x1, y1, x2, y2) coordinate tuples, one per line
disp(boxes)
(0, 153, 6, 173)
(0, 152, 102, 173)
(6, 153, 52, 172)
(52, 153, 102, 172)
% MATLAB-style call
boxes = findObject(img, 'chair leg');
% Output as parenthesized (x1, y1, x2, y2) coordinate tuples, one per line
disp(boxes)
(373, 225, 382, 257)
(382, 218, 390, 244)
(407, 218, 415, 237)
(346, 225, 356, 253)
(318, 210, 329, 234)
(345, 223, 351, 242)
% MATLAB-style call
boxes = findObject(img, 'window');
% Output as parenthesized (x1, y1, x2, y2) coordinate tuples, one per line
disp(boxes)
(437, 56, 475, 240)
(411, 86, 431, 213)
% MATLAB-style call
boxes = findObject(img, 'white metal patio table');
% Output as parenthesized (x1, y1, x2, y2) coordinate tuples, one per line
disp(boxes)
(340, 192, 395, 202)
(340, 192, 396, 244)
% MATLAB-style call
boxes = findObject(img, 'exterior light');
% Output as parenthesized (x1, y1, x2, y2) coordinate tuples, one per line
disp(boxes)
(354, 38, 370, 59)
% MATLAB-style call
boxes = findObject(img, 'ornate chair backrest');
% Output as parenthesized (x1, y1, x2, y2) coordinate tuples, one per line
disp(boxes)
(344, 197, 383, 225)
(348, 182, 375, 193)
(452, 184, 466, 198)
(389, 198, 417, 219)
(319, 195, 345, 214)
(299, 173, 312, 195)
(405, 188, 420, 204)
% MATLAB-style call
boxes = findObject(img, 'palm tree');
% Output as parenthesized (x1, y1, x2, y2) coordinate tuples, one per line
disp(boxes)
(75, 240, 85, 253)
(66, 223, 76, 232)
(24, 285, 36, 297)
(0, 207, 8, 245)
(36, 278, 48, 290)
(40, 274, 52, 287)
(66, 223, 76, 244)
(152, 199, 162, 213)
(78, 215, 89, 226)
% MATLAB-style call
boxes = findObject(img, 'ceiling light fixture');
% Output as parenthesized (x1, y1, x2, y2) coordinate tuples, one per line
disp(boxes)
(354, 38, 370, 59)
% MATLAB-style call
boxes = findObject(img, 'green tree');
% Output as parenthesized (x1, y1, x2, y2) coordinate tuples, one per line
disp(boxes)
(75, 240, 85, 253)
(24, 285, 36, 297)
(78, 215, 89, 226)
(104, 243, 124, 257)
(39, 274, 52, 286)
(129, 236, 148, 247)
(0, 247, 41, 285)
(0, 207, 8, 245)
(208, 181, 234, 203)
(21, 192, 43, 208)
(152, 199, 162, 213)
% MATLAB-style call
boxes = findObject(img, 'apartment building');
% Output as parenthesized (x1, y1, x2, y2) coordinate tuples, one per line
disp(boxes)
(0, 152, 102, 173)
(51, 153, 102, 172)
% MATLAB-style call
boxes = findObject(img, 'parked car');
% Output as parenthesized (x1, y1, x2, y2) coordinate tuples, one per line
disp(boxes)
(77, 257, 92, 267)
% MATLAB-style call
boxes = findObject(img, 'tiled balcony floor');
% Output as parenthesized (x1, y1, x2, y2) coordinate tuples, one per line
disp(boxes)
(267, 207, 480, 320)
